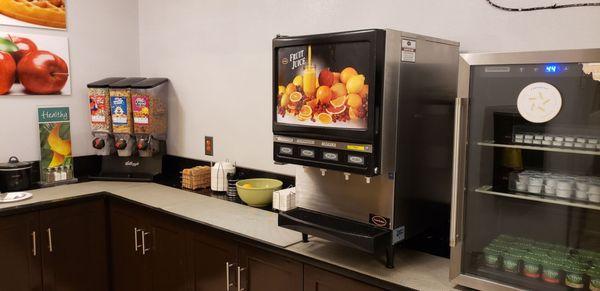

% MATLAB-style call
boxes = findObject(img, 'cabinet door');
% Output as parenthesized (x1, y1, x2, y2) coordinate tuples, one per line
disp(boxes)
(192, 229, 237, 291)
(146, 212, 193, 291)
(40, 199, 108, 291)
(0, 212, 42, 291)
(110, 200, 148, 291)
(303, 265, 383, 291)
(239, 246, 303, 291)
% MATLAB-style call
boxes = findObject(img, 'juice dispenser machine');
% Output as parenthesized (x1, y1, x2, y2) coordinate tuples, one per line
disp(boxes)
(273, 29, 459, 267)
(88, 77, 125, 155)
(131, 78, 169, 157)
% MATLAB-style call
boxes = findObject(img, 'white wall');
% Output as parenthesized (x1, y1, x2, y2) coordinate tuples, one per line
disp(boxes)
(0, 0, 140, 162)
(138, 0, 600, 175)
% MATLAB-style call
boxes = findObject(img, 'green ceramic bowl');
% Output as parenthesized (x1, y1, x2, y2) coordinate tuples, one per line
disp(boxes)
(236, 178, 283, 207)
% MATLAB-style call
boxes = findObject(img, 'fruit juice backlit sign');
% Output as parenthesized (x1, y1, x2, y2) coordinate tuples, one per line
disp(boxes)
(276, 42, 370, 130)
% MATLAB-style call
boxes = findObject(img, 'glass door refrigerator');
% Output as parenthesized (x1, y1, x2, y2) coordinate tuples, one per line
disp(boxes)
(451, 49, 600, 290)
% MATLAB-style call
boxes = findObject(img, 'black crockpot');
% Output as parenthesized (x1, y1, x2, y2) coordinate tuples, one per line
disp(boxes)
(0, 156, 33, 192)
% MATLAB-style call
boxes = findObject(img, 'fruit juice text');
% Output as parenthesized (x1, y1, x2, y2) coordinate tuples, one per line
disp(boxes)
(275, 42, 370, 130)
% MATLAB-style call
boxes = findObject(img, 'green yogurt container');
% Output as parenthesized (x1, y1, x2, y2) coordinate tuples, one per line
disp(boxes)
(483, 247, 502, 268)
(564, 265, 585, 289)
(522, 255, 542, 278)
(542, 260, 562, 284)
(588, 268, 600, 291)
(502, 251, 521, 273)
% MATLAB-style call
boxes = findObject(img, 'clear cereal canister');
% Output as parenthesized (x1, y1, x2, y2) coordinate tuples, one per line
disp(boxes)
(88, 77, 125, 133)
(131, 78, 169, 140)
(109, 77, 146, 135)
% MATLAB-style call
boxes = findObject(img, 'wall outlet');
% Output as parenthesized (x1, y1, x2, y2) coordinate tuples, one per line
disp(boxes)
(205, 136, 213, 156)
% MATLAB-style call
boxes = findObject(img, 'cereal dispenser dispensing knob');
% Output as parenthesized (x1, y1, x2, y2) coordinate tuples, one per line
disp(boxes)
(115, 138, 127, 150)
(92, 137, 105, 150)
(137, 138, 149, 151)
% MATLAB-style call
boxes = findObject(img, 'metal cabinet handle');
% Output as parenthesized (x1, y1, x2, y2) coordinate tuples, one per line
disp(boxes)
(225, 262, 234, 291)
(141, 231, 150, 255)
(450, 97, 467, 248)
(31, 231, 37, 256)
(237, 266, 246, 291)
(47, 228, 53, 252)
(134, 227, 142, 252)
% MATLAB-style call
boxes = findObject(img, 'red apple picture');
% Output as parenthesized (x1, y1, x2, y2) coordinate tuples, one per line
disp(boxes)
(7, 35, 37, 64)
(0, 51, 16, 94)
(17, 50, 68, 94)
(318, 68, 334, 87)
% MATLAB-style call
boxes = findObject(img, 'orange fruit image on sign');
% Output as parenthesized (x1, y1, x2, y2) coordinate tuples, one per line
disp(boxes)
(330, 83, 347, 99)
(316, 86, 332, 104)
(299, 105, 312, 117)
(349, 107, 359, 120)
(346, 74, 365, 94)
(347, 93, 362, 109)
(280, 93, 290, 107)
(326, 105, 346, 115)
(289, 91, 303, 103)
(317, 113, 332, 124)
(358, 84, 368, 99)
(285, 83, 296, 95)
(293, 75, 303, 87)
(330, 95, 347, 108)
(340, 67, 358, 84)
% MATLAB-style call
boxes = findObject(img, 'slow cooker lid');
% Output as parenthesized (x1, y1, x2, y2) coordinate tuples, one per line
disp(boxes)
(0, 156, 33, 170)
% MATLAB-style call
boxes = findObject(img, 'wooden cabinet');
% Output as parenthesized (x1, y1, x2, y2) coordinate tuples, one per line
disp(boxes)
(191, 230, 237, 291)
(238, 246, 303, 291)
(0, 212, 42, 291)
(40, 199, 108, 291)
(146, 213, 193, 291)
(0, 199, 107, 291)
(303, 265, 384, 291)
(109, 200, 192, 291)
(109, 201, 148, 291)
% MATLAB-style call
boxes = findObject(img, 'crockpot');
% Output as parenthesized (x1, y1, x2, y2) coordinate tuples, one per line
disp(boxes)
(0, 156, 33, 192)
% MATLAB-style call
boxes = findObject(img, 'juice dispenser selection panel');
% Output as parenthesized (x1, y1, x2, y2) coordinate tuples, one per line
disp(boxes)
(275, 42, 371, 130)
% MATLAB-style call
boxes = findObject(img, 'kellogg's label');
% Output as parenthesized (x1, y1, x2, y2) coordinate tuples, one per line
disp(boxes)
(132, 95, 150, 125)
(90, 95, 107, 123)
(110, 96, 129, 125)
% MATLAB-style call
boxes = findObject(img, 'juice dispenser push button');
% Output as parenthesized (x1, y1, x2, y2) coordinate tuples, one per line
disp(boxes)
(322, 152, 339, 161)
(300, 148, 315, 159)
(347, 154, 365, 165)
(279, 146, 294, 156)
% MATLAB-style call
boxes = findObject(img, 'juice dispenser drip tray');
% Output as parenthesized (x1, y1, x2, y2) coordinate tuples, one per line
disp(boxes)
(278, 208, 391, 254)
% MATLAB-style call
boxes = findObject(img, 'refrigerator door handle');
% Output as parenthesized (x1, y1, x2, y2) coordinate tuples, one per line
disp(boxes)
(450, 97, 468, 248)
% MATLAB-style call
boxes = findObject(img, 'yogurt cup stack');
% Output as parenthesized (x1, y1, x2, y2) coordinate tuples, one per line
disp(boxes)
(511, 171, 600, 203)
(513, 133, 600, 150)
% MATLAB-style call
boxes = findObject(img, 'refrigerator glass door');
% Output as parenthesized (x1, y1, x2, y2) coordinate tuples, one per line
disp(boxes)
(463, 62, 600, 290)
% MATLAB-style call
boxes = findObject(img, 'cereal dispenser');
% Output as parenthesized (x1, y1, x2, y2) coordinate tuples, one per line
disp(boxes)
(87, 77, 124, 156)
(109, 77, 146, 157)
(130, 78, 169, 157)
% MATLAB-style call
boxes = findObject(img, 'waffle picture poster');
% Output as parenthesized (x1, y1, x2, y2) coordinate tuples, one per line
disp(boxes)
(0, 0, 66, 30)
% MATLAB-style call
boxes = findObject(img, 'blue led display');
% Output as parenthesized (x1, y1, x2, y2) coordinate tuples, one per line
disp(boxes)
(545, 64, 559, 73)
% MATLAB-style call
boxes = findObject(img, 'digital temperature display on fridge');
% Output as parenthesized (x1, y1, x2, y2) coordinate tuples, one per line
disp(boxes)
(275, 42, 370, 130)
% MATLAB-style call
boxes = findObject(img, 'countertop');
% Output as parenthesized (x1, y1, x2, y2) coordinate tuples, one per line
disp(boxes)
(0, 181, 456, 290)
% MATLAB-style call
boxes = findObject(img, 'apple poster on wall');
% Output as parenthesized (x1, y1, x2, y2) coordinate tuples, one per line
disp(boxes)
(0, 0, 66, 30)
(0, 31, 70, 95)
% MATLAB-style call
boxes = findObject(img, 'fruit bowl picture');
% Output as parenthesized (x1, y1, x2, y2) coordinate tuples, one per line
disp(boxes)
(276, 65, 368, 129)
(0, 31, 70, 96)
